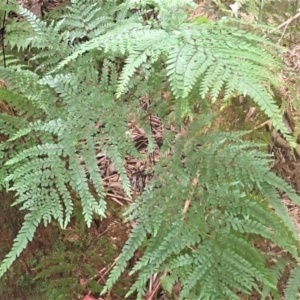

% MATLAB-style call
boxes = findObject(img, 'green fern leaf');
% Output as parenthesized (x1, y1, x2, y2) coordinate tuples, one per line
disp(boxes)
(285, 265, 300, 300)
(0, 211, 41, 278)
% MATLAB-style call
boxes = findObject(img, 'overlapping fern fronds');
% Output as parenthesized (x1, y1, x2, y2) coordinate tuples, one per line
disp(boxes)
(104, 117, 300, 299)
(0, 0, 300, 299)
(54, 1, 289, 138)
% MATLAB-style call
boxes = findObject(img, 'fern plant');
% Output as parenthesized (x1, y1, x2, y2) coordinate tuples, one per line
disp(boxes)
(104, 119, 300, 299)
(0, 0, 300, 299)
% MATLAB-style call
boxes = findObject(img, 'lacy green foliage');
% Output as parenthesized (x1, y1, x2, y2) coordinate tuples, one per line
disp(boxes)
(54, 1, 287, 136)
(104, 119, 300, 299)
(285, 264, 300, 300)
(33, 242, 104, 299)
(0, 0, 300, 299)
(0, 0, 32, 53)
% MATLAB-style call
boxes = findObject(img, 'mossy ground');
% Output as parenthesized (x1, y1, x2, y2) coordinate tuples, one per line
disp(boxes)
(0, 195, 136, 299)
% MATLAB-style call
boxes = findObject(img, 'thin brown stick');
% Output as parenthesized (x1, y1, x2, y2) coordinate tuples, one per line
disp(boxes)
(146, 271, 167, 300)
(271, 129, 300, 156)
(146, 280, 161, 300)
(109, 197, 123, 206)
(106, 192, 132, 203)
(254, 119, 270, 130)
(277, 10, 300, 31)
(266, 10, 300, 38)
(182, 199, 191, 214)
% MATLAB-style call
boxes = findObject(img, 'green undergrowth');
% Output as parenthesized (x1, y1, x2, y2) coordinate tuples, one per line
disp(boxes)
(0, 198, 132, 300)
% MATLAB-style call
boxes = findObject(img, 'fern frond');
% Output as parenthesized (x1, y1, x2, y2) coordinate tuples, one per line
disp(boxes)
(105, 144, 131, 198)
(0, 211, 41, 278)
(1, 1, 300, 299)
(108, 117, 300, 299)
(262, 257, 289, 300)
(62, 0, 115, 39)
(5, 143, 64, 166)
(53, 20, 146, 72)
(284, 265, 300, 300)
(103, 223, 147, 293)
(4, 18, 34, 51)
(68, 155, 106, 226)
